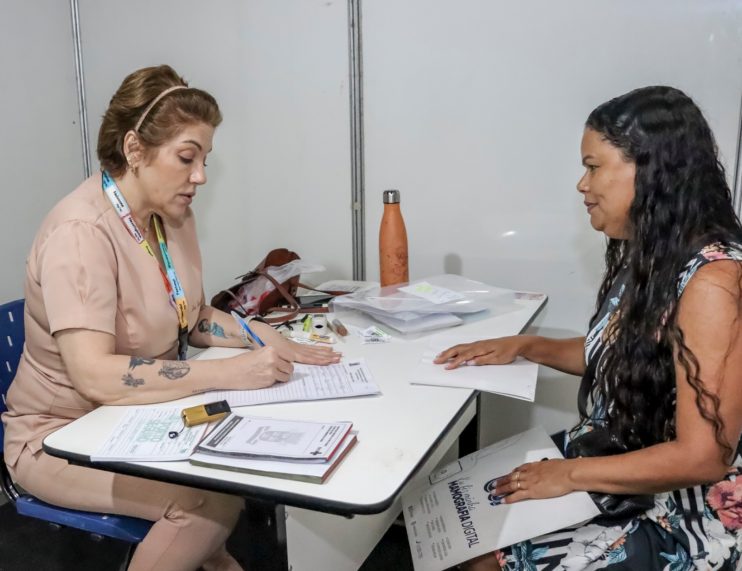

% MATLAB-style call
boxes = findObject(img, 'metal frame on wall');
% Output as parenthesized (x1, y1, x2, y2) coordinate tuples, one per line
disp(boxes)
(733, 93, 742, 217)
(347, 0, 366, 281)
(70, 0, 92, 178)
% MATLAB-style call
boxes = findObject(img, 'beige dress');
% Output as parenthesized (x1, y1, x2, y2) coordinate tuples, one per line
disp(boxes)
(1, 173, 246, 571)
(3, 172, 205, 468)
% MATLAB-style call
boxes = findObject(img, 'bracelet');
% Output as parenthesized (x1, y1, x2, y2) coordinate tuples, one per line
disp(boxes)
(238, 314, 267, 347)
(238, 325, 252, 347)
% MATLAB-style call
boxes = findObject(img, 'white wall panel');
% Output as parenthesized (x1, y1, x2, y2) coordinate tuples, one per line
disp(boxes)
(362, 0, 742, 444)
(79, 0, 352, 298)
(0, 2, 82, 302)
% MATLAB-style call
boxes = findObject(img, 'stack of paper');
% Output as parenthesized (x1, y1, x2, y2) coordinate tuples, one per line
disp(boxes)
(189, 414, 358, 484)
(330, 275, 521, 334)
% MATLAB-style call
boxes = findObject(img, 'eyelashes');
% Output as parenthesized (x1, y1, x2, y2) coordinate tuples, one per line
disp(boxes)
(178, 156, 208, 167)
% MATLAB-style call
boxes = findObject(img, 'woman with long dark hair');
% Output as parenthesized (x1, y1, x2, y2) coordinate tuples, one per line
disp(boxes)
(436, 86, 742, 569)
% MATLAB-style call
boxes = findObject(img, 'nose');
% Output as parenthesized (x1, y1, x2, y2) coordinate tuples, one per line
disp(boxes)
(576, 170, 588, 194)
(190, 163, 207, 185)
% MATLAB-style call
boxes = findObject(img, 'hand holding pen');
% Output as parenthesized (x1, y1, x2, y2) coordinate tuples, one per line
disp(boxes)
(232, 310, 342, 365)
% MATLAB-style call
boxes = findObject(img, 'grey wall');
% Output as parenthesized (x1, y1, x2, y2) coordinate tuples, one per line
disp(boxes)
(1, 0, 83, 302)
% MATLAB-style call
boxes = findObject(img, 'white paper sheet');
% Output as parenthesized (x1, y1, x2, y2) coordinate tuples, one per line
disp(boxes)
(402, 426, 600, 571)
(92, 407, 208, 461)
(410, 334, 538, 401)
(203, 359, 380, 407)
(398, 282, 466, 304)
(195, 414, 353, 461)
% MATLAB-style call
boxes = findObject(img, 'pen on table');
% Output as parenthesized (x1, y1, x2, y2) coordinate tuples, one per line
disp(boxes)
(230, 311, 265, 347)
(302, 314, 313, 333)
(330, 318, 349, 337)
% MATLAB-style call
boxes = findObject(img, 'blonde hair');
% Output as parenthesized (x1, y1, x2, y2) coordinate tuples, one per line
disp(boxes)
(97, 65, 222, 176)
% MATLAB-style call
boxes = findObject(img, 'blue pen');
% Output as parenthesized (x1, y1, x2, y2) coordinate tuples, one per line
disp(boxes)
(230, 311, 265, 347)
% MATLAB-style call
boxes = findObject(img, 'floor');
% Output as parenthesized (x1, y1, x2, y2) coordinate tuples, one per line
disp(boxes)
(0, 499, 414, 571)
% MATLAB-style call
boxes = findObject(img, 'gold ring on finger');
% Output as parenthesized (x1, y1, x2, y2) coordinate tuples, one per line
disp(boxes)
(514, 470, 520, 482)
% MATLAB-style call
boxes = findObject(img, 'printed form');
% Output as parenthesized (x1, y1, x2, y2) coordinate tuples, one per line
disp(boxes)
(203, 359, 380, 407)
(93, 407, 209, 461)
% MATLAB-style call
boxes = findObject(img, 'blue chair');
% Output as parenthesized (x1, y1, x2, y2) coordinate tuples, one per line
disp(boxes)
(0, 299, 153, 564)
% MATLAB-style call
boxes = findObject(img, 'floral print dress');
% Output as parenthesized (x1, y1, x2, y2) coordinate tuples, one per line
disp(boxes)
(496, 243, 742, 571)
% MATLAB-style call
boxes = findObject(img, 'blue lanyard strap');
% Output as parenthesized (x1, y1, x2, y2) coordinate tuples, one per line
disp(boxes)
(102, 171, 189, 360)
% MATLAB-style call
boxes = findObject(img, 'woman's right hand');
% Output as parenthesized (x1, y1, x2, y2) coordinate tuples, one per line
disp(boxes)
(228, 346, 294, 389)
(433, 336, 529, 369)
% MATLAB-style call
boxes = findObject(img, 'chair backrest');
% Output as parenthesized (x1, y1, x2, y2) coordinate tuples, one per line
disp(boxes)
(0, 299, 25, 448)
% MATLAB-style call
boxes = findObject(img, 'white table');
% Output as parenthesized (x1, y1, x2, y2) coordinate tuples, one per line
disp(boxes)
(44, 295, 545, 570)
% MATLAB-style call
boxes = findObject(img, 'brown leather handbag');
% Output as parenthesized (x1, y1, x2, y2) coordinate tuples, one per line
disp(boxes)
(210, 249, 342, 325)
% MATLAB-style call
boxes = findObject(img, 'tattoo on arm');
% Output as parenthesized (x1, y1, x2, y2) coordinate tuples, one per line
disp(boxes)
(122, 372, 145, 388)
(122, 356, 190, 386)
(122, 356, 153, 387)
(129, 356, 155, 369)
(158, 361, 191, 380)
(197, 319, 227, 339)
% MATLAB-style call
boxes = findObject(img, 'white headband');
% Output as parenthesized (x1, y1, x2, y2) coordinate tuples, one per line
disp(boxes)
(134, 85, 188, 132)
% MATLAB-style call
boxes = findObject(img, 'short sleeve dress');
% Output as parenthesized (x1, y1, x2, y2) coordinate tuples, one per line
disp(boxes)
(2, 173, 205, 471)
(496, 243, 742, 571)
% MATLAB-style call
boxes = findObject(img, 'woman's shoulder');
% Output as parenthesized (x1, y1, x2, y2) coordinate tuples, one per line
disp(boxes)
(677, 242, 742, 296)
(695, 242, 742, 263)
(44, 173, 108, 226)
(29, 174, 114, 258)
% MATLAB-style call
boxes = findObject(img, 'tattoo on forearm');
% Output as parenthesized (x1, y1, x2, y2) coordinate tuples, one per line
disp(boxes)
(129, 356, 155, 369)
(122, 373, 145, 388)
(197, 319, 227, 339)
(122, 356, 153, 387)
(158, 361, 191, 380)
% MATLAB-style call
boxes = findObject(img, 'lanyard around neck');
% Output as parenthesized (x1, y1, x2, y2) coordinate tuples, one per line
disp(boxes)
(102, 170, 189, 359)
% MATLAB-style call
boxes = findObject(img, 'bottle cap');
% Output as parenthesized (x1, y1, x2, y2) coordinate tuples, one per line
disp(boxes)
(383, 189, 400, 204)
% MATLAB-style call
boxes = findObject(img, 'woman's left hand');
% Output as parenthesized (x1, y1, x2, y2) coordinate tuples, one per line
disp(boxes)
(493, 459, 575, 503)
(252, 322, 342, 365)
(281, 340, 342, 365)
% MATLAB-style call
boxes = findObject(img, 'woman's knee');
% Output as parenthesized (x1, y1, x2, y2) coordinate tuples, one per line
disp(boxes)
(163, 487, 244, 528)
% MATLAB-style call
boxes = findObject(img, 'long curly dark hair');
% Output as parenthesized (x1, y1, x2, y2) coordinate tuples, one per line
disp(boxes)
(580, 86, 742, 460)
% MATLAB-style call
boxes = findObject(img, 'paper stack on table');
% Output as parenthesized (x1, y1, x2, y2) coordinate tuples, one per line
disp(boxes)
(410, 333, 539, 401)
(330, 275, 522, 334)
(189, 414, 358, 484)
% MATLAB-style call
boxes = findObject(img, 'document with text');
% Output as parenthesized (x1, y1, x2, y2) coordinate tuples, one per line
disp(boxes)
(203, 359, 380, 407)
(92, 407, 209, 462)
(402, 426, 600, 571)
(195, 414, 353, 462)
(411, 333, 538, 401)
